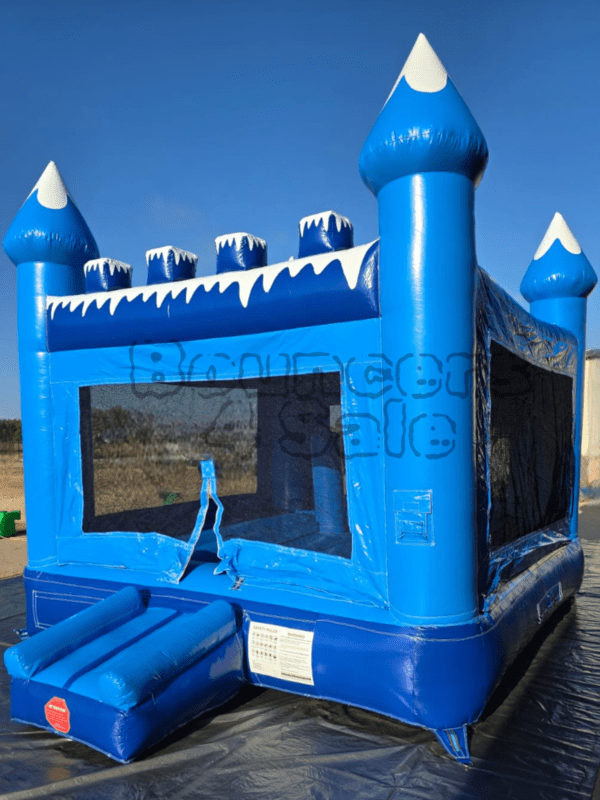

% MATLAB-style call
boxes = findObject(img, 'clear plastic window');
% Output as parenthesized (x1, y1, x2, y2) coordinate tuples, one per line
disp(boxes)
(80, 372, 351, 558)
(488, 341, 574, 548)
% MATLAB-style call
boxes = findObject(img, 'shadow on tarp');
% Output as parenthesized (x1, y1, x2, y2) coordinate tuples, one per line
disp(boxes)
(1, 541, 600, 800)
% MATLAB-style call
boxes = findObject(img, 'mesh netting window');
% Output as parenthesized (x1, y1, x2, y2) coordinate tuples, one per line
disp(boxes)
(80, 373, 350, 558)
(488, 341, 574, 548)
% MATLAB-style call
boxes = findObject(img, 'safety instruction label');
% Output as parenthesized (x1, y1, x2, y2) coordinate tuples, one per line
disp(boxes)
(248, 622, 314, 685)
(44, 697, 70, 733)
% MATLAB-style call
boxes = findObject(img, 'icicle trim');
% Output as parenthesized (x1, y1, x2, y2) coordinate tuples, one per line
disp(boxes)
(215, 233, 267, 253)
(145, 246, 198, 267)
(84, 259, 132, 275)
(47, 240, 376, 319)
(299, 211, 352, 236)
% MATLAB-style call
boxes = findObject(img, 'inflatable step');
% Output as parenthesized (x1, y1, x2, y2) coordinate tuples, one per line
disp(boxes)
(4, 587, 245, 762)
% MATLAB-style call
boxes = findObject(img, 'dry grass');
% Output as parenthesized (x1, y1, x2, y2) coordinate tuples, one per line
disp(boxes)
(0, 453, 27, 579)
(93, 457, 255, 515)
(91, 436, 256, 514)
(0, 453, 26, 532)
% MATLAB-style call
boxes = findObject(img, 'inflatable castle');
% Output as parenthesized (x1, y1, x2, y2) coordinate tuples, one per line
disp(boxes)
(3, 35, 597, 763)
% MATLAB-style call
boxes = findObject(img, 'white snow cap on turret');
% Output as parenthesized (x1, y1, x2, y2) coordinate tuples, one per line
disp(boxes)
(145, 246, 198, 266)
(299, 211, 352, 236)
(27, 161, 70, 210)
(84, 259, 132, 275)
(533, 212, 582, 260)
(384, 33, 448, 106)
(215, 233, 267, 252)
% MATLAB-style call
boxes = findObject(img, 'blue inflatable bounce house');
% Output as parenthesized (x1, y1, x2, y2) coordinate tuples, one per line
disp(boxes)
(3, 35, 598, 763)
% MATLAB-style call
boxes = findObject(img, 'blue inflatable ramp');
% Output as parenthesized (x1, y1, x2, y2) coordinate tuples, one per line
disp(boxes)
(4, 587, 245, 762)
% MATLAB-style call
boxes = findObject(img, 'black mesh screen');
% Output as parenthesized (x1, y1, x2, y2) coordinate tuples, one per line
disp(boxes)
(80, 373, 350, 558)
(488, 341, 574, 548)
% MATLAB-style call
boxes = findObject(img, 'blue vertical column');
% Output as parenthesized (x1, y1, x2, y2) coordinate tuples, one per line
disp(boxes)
(359, 35, 488, 623)
(521, 213, 597, 536)
(3, 162, 99, 568)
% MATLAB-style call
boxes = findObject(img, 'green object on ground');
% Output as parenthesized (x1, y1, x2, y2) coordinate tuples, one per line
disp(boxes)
(0, 511, 21, 538)
(162, 492, 182, 506)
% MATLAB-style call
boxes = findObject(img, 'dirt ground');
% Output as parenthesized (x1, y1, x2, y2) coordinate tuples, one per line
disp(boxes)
(0, 453, 26, 580)
(0, 454, 25, 531)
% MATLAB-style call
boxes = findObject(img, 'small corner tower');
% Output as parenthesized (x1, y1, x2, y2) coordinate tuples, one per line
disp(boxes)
(3, 162, 99, 568)
(4, 162, 99, 271)
(521, 212, 597, 313)
(522, 213, 597, 528)
(359, 35, 488, 624)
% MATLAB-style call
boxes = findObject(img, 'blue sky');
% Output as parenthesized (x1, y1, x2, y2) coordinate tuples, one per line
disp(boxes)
(1, 0, 599, 418)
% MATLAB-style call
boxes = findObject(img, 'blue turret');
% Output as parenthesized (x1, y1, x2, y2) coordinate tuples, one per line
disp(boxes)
(85, 259, 132, 293)
(359, 34, 487, 194)
(3, 162, 99, 568)
(359, 34, 488, 623)
(4, 162, 99, 270)
(521, 213, 597, 532)
(521, 213, 596, 304)
(298, 211, 353, 258)
(147, 246, 198, 284)
(215, 233, 267, 274)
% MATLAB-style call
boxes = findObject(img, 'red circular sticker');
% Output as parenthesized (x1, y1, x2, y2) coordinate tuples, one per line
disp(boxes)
(44, 697, 71, 734)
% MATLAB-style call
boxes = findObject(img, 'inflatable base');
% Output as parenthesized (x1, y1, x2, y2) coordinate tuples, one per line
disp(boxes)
(6, 540, 583, 763)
